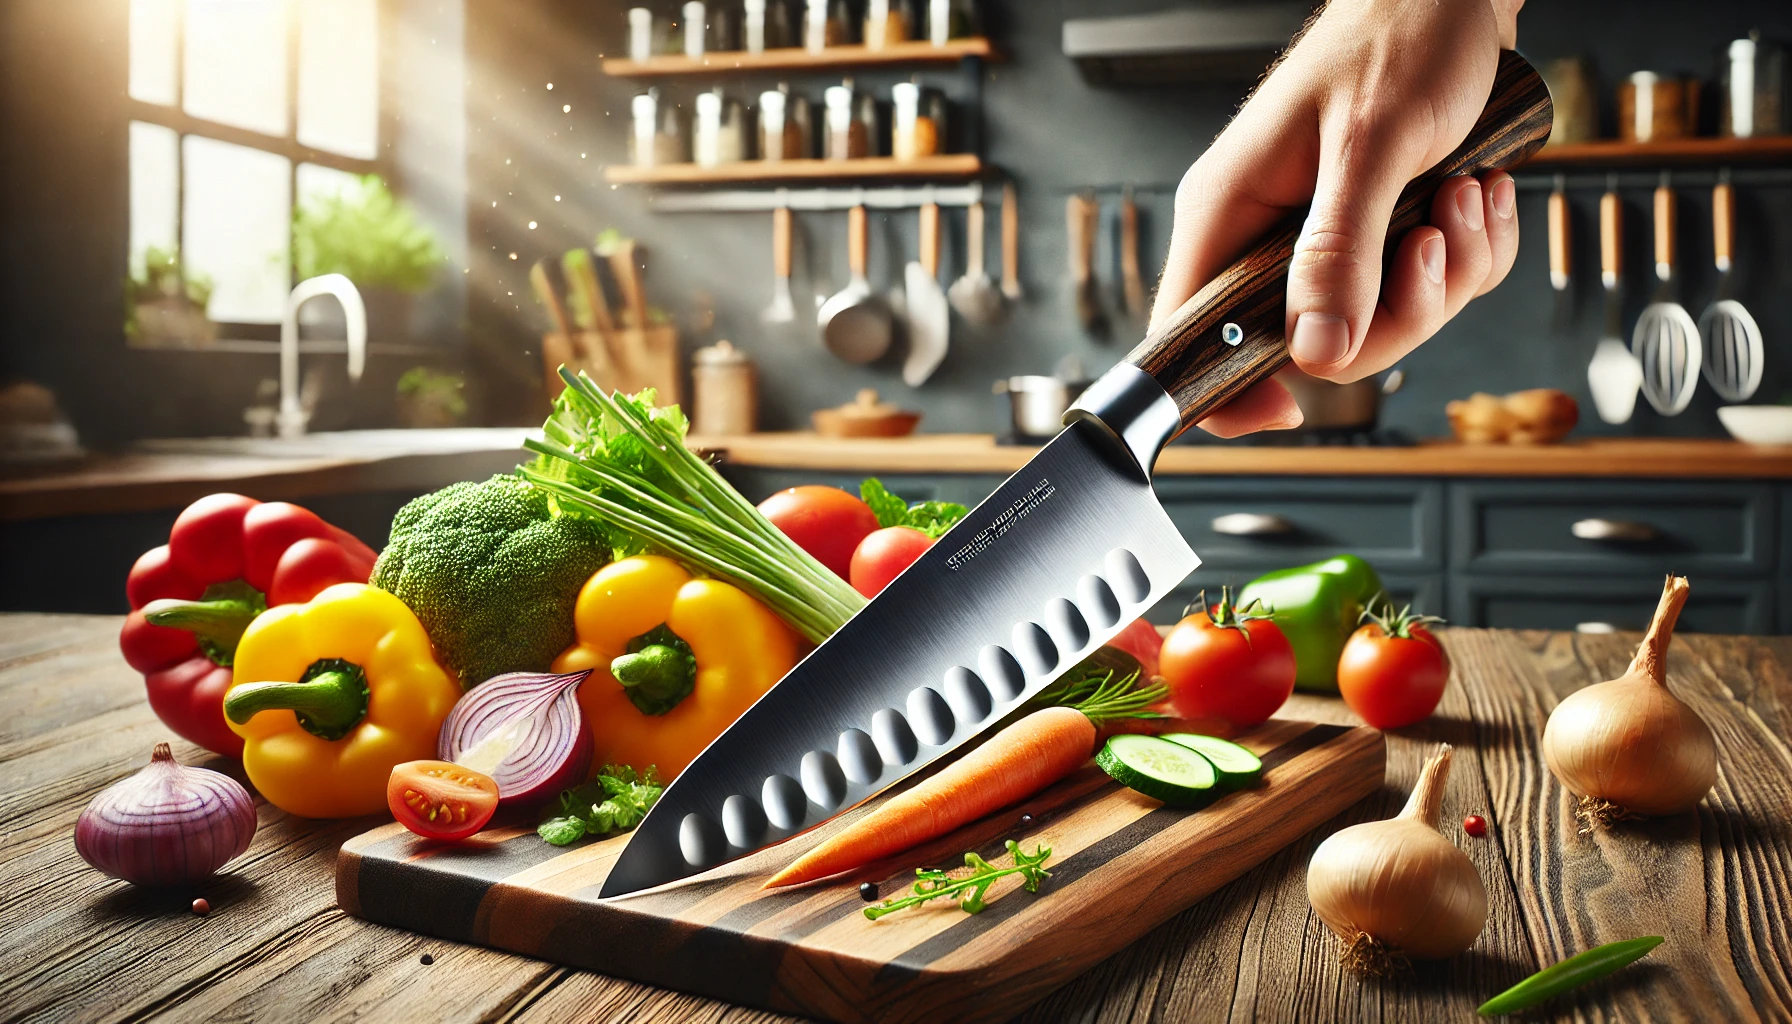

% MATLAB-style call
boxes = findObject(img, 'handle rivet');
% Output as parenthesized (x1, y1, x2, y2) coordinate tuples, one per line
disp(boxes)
(1221, 323, 1244, 347)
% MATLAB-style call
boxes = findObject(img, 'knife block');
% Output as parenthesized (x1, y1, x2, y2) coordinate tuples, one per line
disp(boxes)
(542, 325, 681, 406)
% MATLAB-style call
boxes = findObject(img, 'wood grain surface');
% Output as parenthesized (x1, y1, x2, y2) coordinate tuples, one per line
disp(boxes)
(3, 613, 1790, 1023)
(335, 721, 1382, 1024)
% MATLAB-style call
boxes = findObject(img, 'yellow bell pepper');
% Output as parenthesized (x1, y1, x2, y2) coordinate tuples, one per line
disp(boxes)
(551, 556, 800, 780)
(224, 583, 460, 818)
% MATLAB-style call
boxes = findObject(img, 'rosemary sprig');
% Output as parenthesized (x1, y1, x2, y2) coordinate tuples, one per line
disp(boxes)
(864, 841, 1053, 920)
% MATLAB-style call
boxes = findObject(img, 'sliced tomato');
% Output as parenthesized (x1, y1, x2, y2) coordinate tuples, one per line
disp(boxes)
(387, 760, 499, 841)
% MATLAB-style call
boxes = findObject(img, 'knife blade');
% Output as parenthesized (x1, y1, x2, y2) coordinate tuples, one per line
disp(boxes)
(601, 50, 1552, 899)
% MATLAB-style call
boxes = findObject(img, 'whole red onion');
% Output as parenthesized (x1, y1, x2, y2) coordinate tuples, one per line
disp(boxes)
(76, 743, 257, 886)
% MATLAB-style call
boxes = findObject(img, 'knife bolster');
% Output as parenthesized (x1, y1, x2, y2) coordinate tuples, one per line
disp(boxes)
(1065, 362, 1181, 481)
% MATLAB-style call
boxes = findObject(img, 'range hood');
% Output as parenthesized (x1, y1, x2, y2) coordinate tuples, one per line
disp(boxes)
(1063, 3, 1315, 86)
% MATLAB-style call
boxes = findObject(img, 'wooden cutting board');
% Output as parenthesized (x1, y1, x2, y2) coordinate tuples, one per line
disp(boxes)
(338, 719, 1382, 1024)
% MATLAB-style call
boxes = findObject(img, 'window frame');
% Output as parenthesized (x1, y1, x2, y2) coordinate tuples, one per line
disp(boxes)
(129, 0, 390, 342)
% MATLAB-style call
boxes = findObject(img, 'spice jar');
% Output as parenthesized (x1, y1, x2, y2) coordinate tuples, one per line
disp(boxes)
(865, 0, 908, 49)
(695, 89, 746, 166)
(824, 84, 867, 159)
(744, 0, 795, 52)
(626, 7, 661, 62)
(892, 82, 939, 160)
(705, 2, 739, 52)
(683, 2, 707, 58)
(692, 341, 757, 436)
(1618, 71, 1697, 142)
(1722, 33, 1788, 138)
(855, 92, 880, 157)
(804, 0, 829, 51)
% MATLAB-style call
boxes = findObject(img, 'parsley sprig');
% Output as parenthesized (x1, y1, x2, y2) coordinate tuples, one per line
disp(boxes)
(537, 765, 663, 846)
(860, 478, 968, 540)
(864, 841, 1053, 920)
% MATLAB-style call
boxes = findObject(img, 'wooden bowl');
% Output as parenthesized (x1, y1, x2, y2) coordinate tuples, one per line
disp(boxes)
(811, 389, 921, 438)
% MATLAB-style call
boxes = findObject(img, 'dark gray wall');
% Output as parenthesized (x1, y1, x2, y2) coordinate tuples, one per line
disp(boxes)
(468, 0, 1792, 441)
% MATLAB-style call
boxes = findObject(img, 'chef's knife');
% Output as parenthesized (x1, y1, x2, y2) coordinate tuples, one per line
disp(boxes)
(601, 51, 1551, 899)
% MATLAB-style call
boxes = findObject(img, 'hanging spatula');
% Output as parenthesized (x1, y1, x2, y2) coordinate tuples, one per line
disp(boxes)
(596, 51, 1553, 900)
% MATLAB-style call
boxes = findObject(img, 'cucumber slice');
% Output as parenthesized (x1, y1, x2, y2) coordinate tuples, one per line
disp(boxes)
(1096, 734, 1220, 807)
(1159, 734, 1264, 791)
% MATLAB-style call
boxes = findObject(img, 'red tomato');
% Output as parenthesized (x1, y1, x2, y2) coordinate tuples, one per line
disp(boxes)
(1337, 620, 1451, 729)
(1107, 618, 1163, 680)
(758, 486, 880, 580)
(387, 760, 499, 841)
(849, 526, 934, 597)
(1157, 597, 1296, 730)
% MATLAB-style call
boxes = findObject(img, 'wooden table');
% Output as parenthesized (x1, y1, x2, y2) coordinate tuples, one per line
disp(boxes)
(4, 614, 1789, 1023)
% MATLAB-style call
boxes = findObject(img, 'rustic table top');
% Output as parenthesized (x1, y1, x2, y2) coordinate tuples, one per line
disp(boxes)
(4, 613, 1789, 1023)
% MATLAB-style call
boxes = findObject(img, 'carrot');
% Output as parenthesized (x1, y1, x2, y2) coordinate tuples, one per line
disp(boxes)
(765, 671, 1163, 888)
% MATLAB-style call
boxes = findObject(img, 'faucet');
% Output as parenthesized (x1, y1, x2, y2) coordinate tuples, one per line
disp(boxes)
(278, 274, 367, 438)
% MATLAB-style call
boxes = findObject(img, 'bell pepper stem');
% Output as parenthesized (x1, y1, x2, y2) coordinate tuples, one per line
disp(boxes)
(224, 659, 370, 741)
(142, 595, 264, 666)
(611, 626, 696, 716)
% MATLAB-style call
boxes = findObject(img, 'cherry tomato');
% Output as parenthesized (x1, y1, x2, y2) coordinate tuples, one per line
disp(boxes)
(1157, 591, 1296, 730)
(1107, 618, 1163, 680)
(387, 760, 499, 842)
(758, 486, 880, 580)
(1337, 616, 1451, 729)
(849, 526, 934, 598)
(1463, 814, 1488, 838)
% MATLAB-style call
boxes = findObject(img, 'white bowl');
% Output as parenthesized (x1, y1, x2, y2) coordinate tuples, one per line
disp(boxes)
(1717, 406, 1792, 445)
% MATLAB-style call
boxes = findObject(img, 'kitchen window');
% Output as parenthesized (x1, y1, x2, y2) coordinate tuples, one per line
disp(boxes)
(127, 0, 382, 336)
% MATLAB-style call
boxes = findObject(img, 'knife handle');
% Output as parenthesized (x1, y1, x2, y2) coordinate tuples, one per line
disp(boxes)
(1125, 50, 1552, 435)
(919, 201, 941, 277)
(1600, 188, 1622, 286)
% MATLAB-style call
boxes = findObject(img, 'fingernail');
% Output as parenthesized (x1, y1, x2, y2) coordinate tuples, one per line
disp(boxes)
(1456, 179, 1485, 231)
(1290, 312, 1350, 366)
(1422, 235, 1446, 284)
(1491, 176, 1516, 219)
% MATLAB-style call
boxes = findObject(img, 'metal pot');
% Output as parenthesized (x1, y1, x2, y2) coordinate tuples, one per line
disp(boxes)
(1280, 367, 1404, 432)
(994, 375, 1089, 439)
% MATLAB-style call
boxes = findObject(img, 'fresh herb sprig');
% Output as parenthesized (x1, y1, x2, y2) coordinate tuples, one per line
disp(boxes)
(538, 765, 663, 847)
(860, 478, 968, 540)
(1477, 936, 1664, 1016)
(864, 841, 1053, 920)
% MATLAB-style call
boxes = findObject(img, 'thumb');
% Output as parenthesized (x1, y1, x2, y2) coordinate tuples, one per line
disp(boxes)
(1284, 126, 1426, 378)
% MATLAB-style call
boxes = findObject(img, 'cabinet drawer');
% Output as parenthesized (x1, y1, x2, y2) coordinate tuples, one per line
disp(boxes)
(1450, 481, 1776, 577)
(1449, 575, 1775, 634)
(1151, 571, 1443, 626)
(1151, 477, 1442, 573)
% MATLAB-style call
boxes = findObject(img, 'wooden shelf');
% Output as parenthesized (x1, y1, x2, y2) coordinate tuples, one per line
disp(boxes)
(1517, 135, 1792, 169)
(602, 154, 983, 185)
(601, 38, 996, 78)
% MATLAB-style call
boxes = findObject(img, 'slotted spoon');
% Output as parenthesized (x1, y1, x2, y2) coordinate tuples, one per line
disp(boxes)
(1632, 174, 1700, 415)
(1697, 173, 1764, 401)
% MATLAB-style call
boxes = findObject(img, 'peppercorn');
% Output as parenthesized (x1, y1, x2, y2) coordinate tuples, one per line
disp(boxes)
(191, 898, 211, 916)
(1463, 814, 1488, 838)
(420, 953, 435, 965)
(858, 882, 878, 902)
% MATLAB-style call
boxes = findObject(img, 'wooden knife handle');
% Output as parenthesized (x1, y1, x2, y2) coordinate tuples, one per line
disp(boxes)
(773, 206, 793, 279)
(1600, 189, 1622, 284)
(966, 200, 986, 275)
(1547, 185, 1570, 289)
(1001, 181, 1020, 296)
(530, 259, 574, 337)
(1653, 183, 1676, 278)
(1712, 180, 1733, 272)
(1124, 50, 1552, 433)
(848, 205, 869, 277)
(919, 201, 940, 277)
(1067, 193, 1093, 281)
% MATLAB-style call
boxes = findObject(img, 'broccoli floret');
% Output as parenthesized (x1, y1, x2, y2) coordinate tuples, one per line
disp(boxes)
(371, 473, 610, 688)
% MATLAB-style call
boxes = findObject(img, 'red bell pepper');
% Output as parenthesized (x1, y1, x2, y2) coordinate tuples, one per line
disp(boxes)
(118, 493, 378, 757)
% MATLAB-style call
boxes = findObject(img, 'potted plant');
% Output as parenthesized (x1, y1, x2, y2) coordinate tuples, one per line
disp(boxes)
(291, 174, 446, 343)
(125, 246, 216, 348)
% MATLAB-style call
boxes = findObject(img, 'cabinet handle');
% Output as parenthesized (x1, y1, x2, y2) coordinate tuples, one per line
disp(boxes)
(1211, 512, 1296, 537)
(1576, 621, 1618, 634)
(1571, 518, 1660, 542)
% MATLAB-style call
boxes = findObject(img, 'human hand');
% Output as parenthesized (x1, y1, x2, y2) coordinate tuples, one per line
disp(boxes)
(1153, 0, 1525, 437)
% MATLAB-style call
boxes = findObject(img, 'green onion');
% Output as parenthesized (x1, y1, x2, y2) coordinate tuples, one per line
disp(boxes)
(520, 371, 866, 643)
(1477, 936, 1664, 1016)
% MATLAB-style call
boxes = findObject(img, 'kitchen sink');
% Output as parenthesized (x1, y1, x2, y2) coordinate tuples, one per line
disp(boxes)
(134, 428, 541, 460)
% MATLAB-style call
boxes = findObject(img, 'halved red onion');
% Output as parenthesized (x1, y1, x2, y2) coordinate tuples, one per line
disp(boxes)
(438, 669, 593, 806)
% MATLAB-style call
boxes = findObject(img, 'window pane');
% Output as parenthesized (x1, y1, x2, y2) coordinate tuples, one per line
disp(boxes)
(129, 122, 180, 272)
(297, 162, 362, 205)
(183, 136, 291, 323)
(129, 0, 180, 104)
(298, 0, 379, 159)
(184, 0, 288, 136)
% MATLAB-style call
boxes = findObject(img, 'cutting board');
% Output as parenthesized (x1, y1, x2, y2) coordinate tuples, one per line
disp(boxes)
(338, 719, 1382, 1024)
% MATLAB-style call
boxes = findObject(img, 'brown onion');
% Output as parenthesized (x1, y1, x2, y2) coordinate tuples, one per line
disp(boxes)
(76, 743, 257, 887)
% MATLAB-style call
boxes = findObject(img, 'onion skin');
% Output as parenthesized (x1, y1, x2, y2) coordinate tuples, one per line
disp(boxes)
(1306, 746, 1488, 966)
(1543, 576, 1718, 820)
(75, 743, 257, 887)
(438, 670, 593, 806)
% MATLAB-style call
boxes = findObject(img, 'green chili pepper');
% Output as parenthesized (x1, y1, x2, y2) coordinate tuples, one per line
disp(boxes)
(1236, 555, 1383, 692)
(1478, 936, 1664, 1016)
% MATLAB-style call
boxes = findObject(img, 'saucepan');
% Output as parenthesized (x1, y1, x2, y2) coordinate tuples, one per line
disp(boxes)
(1280, 367, 1406, 432)
(994, 375, 1090, 439)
